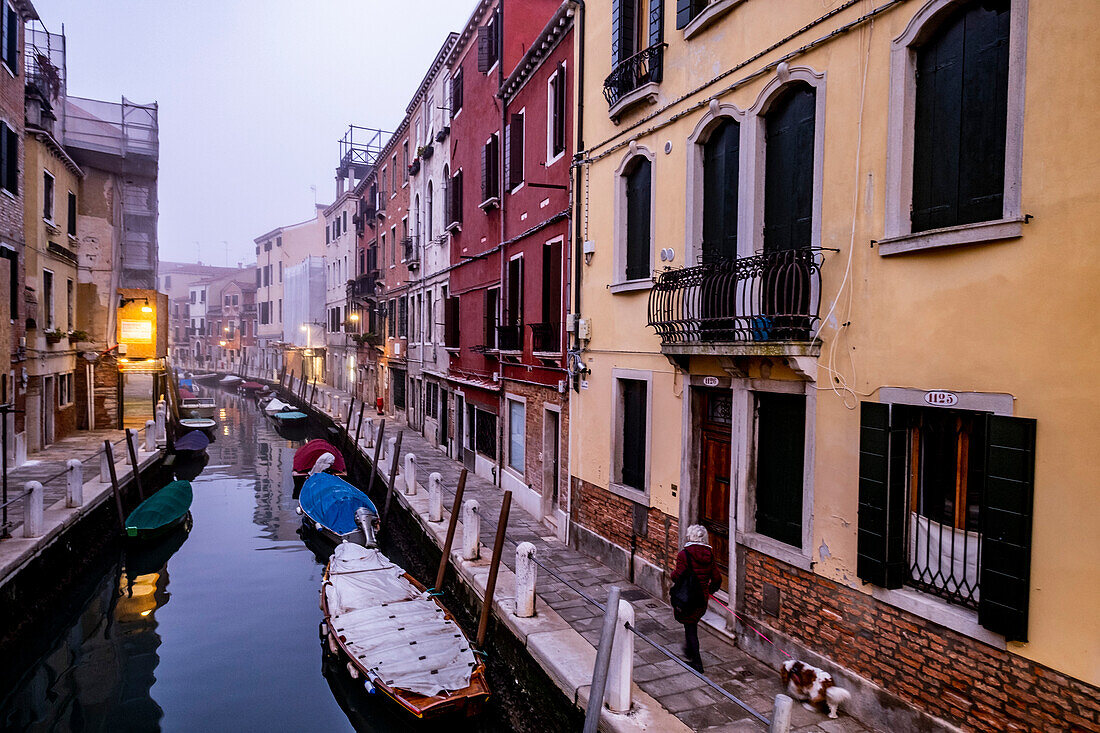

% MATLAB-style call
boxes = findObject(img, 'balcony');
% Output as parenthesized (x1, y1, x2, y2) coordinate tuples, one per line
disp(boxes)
(529, 322, 561, 354)
(647, 248, 824, 360)
(496, 324, 523, 353)
(402, 236, 419, 269)
(603, 44, 666, 121)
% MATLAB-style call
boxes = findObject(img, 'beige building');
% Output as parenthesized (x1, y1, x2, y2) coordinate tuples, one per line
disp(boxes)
(571, 1, 1099, 730)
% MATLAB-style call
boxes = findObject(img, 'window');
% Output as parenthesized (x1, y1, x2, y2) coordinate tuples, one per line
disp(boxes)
(343, 210, 347, 233)
(507, 398, 525, 473)
(0, 121, 17, 195)
(201, 290, 206, 303)
(444, 296, 460, 348)
(388, 299, 396, 337)
(279, 261, 282, 282)
(449, 170, 464, 227)
(225, 295, 231, 307)
(426, 182, 433, 242)
(67, 192, 76, 236)
(473, 407, 497, 459)
(392, 367, 407, 409)
(506, 111, 524, 190)
(911, 1, 1010, 233)
(548, 63, 567, 161)
(390, 226, 397, 264)
(481, 134, 500, 204)
(403, 141, 409, 181)
(66, 279, 73, 331)
(763, 83, 815, 252)
(451, 67, 464, 115)
(1, 2, 16, 72)
(701, 118, 739, 261)
(42, 269, 54, 329)
(503, 256, 523, 350)
(391, 155, 397, 190)
(606, 0, 664, 110)
(484, 288, 499, 350)
(398, 296, 407, 338)
(858, 401, 1036, 641)
(426, 382, 439, 419)
(278, 299, 282, 321)
(43, 171, 55, 221)
(58, 373, 73, 406)
(615, 376, 648, 492)
(753, 392, 805, 548)
(425, 290, 434, 345)
(538, 239, 563, 352)
(256, 268, 261, 288)
(622, 155, 652, 282)
(477, 10, 501, 73)
(1, 245, 17, 319)
(380, 233, 387, 267)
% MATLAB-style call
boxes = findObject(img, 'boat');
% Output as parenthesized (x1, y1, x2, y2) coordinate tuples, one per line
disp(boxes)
(181, 396, 217, 418)
(192, 372, 219, 382)
(219, 375, 243, 385)
(173, 429, 211, 456)
(272, 410, 308, 426)
(124, 480, 194, 540)
(178, 387, 197, 400)
(179, 417, 217, 432)
(239, 381, 264, 393)
(320, 541, 490, 719)
(263, 397, 294, 414)
(297, 473, 379, 546)
(292, 439, 347, 488)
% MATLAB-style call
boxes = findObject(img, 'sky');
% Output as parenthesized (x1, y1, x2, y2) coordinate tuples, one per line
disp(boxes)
(34, 0, 475, 268)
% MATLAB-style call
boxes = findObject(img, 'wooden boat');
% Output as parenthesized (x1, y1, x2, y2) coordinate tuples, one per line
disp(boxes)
(173, 429, 211, 456)
(124, 480, 194, 540)
(272, 410, 308, 427)
(181, 396, 217, 418)
(320, 541, 490, 719)
(239, 380, 264, 393)
(297, 473, 378, 546)
(191, 373, 219, 382)
(219, 374, 243, 386)
(179, 417, 216, 433)
(292, 439, 347, 489)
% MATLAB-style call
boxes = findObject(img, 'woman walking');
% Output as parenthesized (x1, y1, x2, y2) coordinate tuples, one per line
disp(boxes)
(670, 524, 722, 672)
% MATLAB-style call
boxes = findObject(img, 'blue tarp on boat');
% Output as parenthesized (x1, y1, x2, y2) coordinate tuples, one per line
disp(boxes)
(299, 473, 377, 536)
(175, 430, 210, 452)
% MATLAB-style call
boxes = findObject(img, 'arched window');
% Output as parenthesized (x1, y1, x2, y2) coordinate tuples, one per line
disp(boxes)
(763, 82, 815, 253)
(427, 182, 434, 242)
(624, 156, 652, 281)
(912, 0, 1010, 233)
(414, 194, 421, 240)
(701, 118, 739, 262)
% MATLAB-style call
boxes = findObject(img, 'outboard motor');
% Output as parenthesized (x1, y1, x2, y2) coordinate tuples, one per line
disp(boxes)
(354, 507, 380, 548)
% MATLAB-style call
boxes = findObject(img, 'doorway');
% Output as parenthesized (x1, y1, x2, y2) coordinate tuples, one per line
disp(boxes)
(542, 407, 560, 522)
(697, 389, 731, 590)
(42, 376, 55, 447)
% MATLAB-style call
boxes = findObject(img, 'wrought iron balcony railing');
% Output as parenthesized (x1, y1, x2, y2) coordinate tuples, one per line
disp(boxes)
(529, 322, 561, 354)
(496, 324, 523, 352)
(603, 44, 666, 109)
(647, 248, 824, 345)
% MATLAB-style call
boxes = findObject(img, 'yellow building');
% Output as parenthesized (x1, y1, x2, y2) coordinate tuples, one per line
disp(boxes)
(571, 1, 1100, 729)
(22, 107, 84, 450)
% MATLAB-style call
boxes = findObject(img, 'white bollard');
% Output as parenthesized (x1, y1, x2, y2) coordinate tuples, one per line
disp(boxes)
(155, 401, 167, 444)
(515, 542, 537, 618)
(403, 453, 417, 495)
(124, 430, 139, 465)
(606, 597, 635, 713)
(23, 481, 43, 538)
(428, 472, 443, 522)
(461, 499, 480, 560)
(100, 443, 113, 483)
(364, 418, 375, 448)
(66, 459, 84, 508)
(769, 694, 794, 733)
(145, 420, 157, 452)
(386, 437, 397, 474)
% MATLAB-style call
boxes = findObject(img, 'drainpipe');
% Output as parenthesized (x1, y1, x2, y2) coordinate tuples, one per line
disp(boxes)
(570, 0, 586, 392)
(497, 0, 507, 488)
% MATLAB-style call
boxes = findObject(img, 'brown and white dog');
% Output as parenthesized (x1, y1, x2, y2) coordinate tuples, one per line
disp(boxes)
(780, 659, 851, 719)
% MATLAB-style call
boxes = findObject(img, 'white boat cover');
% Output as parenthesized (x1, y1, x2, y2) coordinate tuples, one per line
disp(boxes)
(310, 452, 337, 475)
(264, 398, 290, 414)
(325, 543, 477, 697)
(220, 375, 242, 383)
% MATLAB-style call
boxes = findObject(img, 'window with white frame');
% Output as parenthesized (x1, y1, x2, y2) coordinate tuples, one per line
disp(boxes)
(42, 268, 54, 329)
(507, 397, 525, 474)
(58, 372, 73, 406)
(611, 370, 651, 497)
(613, 150, 654, 288)
(43, 171, 55, 222)
(547, 62, 567, 162)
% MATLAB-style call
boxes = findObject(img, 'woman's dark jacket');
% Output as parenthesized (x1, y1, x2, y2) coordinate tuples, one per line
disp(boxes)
(670, 543, 722, 623)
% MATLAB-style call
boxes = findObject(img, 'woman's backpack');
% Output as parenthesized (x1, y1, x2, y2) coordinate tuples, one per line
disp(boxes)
(670, 552, 705, 617)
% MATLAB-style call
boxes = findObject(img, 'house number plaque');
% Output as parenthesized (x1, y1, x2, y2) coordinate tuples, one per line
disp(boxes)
(923, 390, 959, 407)
(702, 376, 720, 387)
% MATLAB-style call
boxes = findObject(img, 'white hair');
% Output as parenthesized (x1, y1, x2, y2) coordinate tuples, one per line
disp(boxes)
(684, 524, 709, 545)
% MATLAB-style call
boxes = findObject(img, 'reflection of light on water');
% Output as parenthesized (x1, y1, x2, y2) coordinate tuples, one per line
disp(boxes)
(224, 427, 229, 436)
(140, 610, 152, 616)
(117, 572, 161, 622)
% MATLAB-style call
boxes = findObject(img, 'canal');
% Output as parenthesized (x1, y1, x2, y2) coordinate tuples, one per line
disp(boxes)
(0, 388, 527, 732)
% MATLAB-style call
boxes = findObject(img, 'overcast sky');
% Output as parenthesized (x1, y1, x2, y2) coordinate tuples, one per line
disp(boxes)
(34, 0, 473, 267)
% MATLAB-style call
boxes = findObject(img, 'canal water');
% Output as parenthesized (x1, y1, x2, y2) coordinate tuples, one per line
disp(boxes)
(0, 388, 513, 732)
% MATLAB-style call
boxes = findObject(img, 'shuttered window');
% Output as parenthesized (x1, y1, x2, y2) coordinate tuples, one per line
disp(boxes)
(611, 0, 636, 66)
(506, 112, 524, 190)
(912, 1, 1010, 233)
(0, 246, 16, 319)
(763, 83, 815, 252)
(676, 0, 709, 29)
(619, 378, 647, 490)
(624, 156, 651, 281)
(754, 392, 805, 548)
(856, 402, 1036, 640)
(483, 288, 499, 349)
(1, 4, 15, 72)
(481, 134, 499, 203)
(392, 368, 406, 409)
(450, 170, 463, 226)
(477, 11, 500, 74)
(702, 118, 739, 262)
(67, 192, 77, 236)
(506, 256, 523, 328)
(397, 296, 407, 338)
(0, 121, 17, 195)
(451, 68, 464, 114)
(550, 64, 567, 158)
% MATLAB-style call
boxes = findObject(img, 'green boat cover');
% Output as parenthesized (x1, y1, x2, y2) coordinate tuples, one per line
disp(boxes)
(126, 480, 194, 537)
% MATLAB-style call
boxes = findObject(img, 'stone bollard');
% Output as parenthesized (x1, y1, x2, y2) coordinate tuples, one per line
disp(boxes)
(428, 472, 443, 522)
(461, 499, 480, 560)
(364, 418, 375, 448)
(386, 437, 398, 475)
(125, 430, 139, 465)
(66, 459, 84, 508)
(607, 597, 635, 713)
(155, 400, 167, 444)
(515, 542, 537, 618)
(145, 420, 157, 452)
(23, 481, 43, 538)
(100, 443, 113, 483)
(403, 453, 417, 495)
(769, 694, 794, 733)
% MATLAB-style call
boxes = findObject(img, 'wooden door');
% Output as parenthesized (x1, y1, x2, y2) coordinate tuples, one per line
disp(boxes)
(699, 427, 731, 591)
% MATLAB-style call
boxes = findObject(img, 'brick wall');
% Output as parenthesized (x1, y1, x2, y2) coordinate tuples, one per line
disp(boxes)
(742, 550, 1100, 733)
(570, 475, 678, 571)
(92, 359, 119, 429)
(501, 379, 568, 504)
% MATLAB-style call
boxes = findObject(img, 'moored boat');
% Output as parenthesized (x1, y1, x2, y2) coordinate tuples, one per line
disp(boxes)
(320, 541, 490, 719)
(297, 473, 378, 546)
(181, 396, 217, 418)
(174, 429, 211, 456)
(124, 480, 194, 540)
(263, 397, 294, 414)
(219, 375, 243, 386)
(272, 410, 308, 426)
(292, 439, 346, 489)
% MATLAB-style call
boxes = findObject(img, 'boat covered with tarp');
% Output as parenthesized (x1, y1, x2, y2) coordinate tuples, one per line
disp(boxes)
(220, 375, 242, 385)
(298, 473, 377, 545)
(124, 480, 194, 540)
(320, 543, 489, 718)
(239, 381, 264, 393)
(292, 439, 346, 486)
(174, 430, 211, 454)
(264, 398, 293, 414)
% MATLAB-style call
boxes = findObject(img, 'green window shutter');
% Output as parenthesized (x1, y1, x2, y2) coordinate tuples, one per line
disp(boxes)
(611, 0, 635, 66)
(5, 126, 17, 194)
(856, 402, 907, 588)
(648, 0, 663, 49)
(979, 415, 1035, 642)
(676, 0, 694, 29)
(4, 6, 14, 72)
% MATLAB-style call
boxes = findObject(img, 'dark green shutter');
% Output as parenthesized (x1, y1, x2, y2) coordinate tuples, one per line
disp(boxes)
(4, 6, 15, 73)
(763, 84, 815, 252)
(621, 380, 646, 489)
(676, 0, 694, 29)
(6, 126, 17, 194)
(611, 0, 635, 66)
(702, 118, 739, 261)
(625, 157, 651, 280)
(857, 402, 907, 588)
(477, 25, 491, 73)
(978, 415, 1035, 641)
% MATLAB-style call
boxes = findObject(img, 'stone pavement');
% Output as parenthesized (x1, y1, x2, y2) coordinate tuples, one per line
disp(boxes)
(2, 429, 136, 533)
(301, 381, 879, 733)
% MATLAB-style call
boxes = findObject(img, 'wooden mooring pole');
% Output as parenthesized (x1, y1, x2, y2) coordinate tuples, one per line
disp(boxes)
(104, 440, 124, 526)
(354, 404, 365, 445)
(434, 468, 467, 592)
(125, 429, 145, 500)
(380, 431, 403, 525)
(476, 490, 512, 648)
(365, 419, 385, 496)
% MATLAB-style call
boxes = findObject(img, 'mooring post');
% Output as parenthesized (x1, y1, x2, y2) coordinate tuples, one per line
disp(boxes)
(607, 597, 635, 713)
(100, 442, 113, 484)
(345, 400, 355, 434)
(365, 419, 386, 496)
(364, 418, 375, 448)
(155, 400, 167, 444)
(104, 440, 124, 526)
(434, 468, 467, 591)
(66, 459, 84, 508)
(287, 370, 294, 393)
(23, 481, 43, 538)
(403, 453, 417, 495)
(145, 420, 156, 452)
(476, 491, 512, 647)
(380, 431, 404, 525)
(309, 381, 317, 406)
(125, 430, 145, 501)
(386, 436, 398, 476)
(515, 541, 537, 618)
(583, 585, 622, 733)
(460, 499, 480, 561)
(428, 472, 443, 522)
(354, 404, 365, 446)
(768, 695, 793, 733)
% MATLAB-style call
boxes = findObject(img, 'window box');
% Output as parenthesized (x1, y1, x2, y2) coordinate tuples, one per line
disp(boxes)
(43, 329, 63, 344)
(435, 126, 450, 143)
(418, 144, 434, 160)
(408, 159, 420, 176)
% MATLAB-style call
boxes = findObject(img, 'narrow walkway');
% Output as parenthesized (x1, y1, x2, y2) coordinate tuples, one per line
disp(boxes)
(302, 382, 876, 733)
